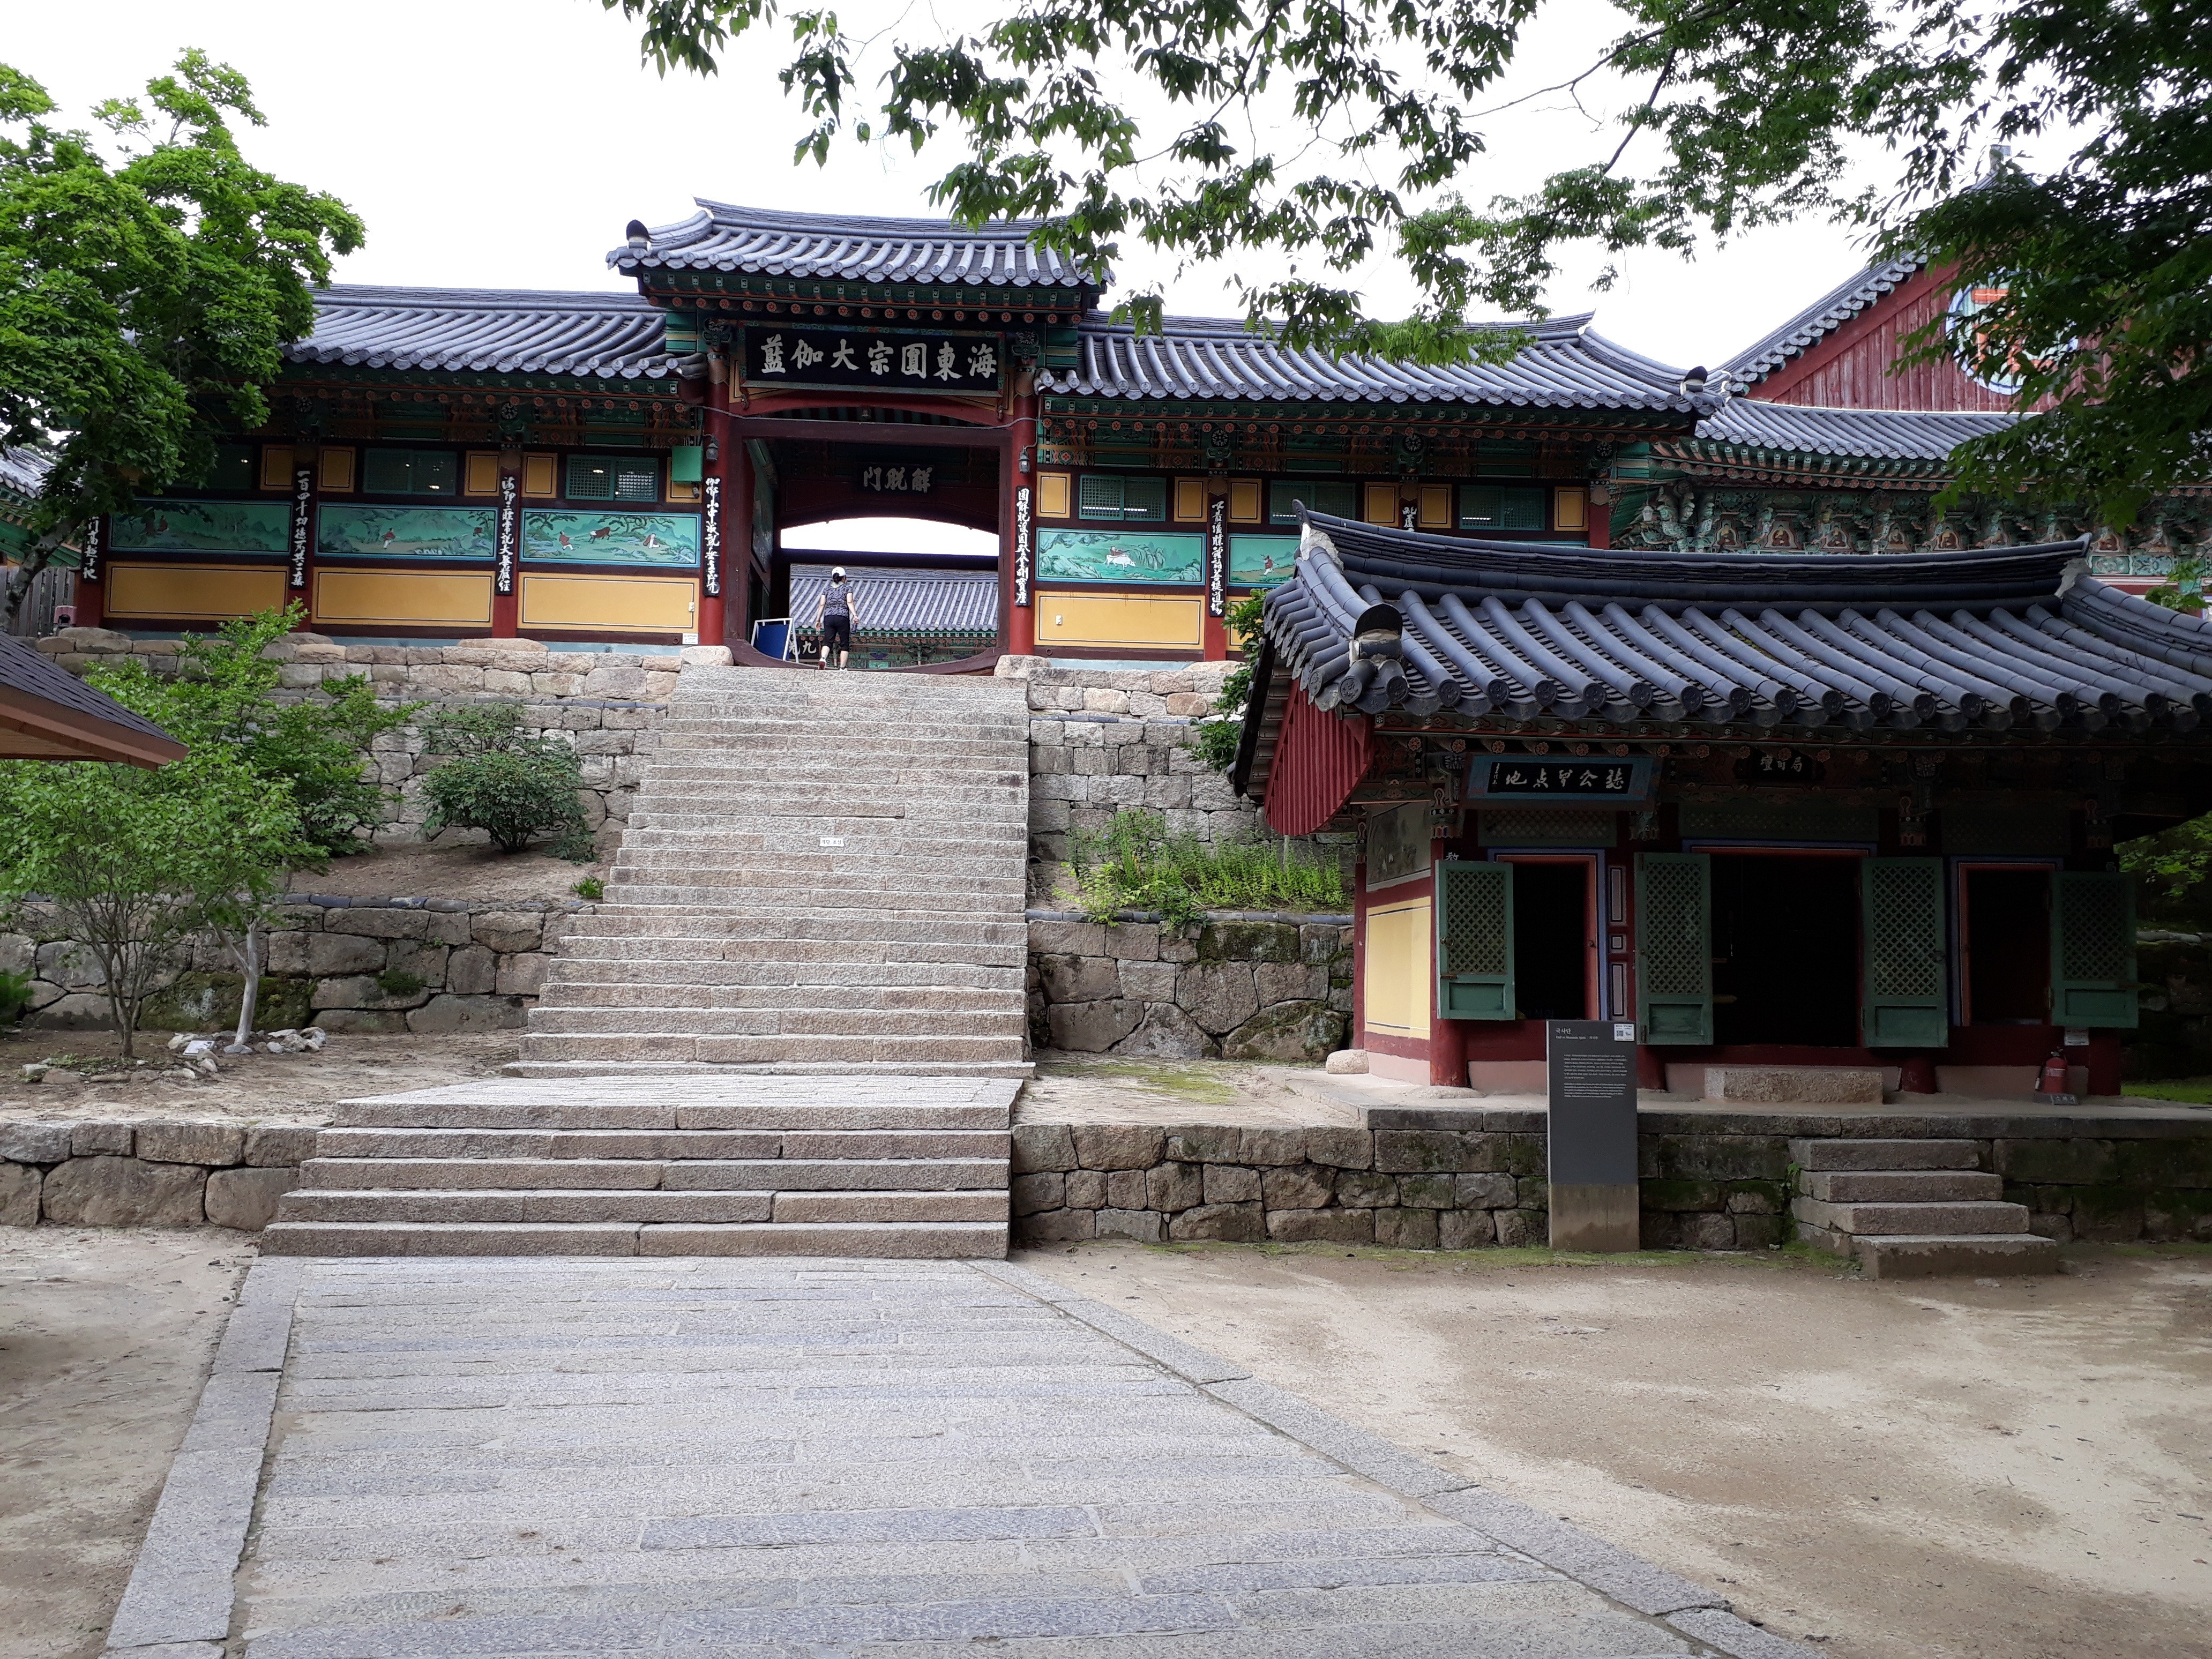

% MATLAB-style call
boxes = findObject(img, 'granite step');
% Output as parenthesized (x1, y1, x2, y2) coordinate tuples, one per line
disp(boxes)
(330, 1097, 1015, 1130)
(1789, 1195, 2029, 1237)
(1851, 1233, 2061, 1279)
(517, 1033, 1029, 1067)
(276, 1186, 1008, 1225)
(521, 1007, 1027, 1040)
(297, 1155, 1008, 1191)
(256, 1219, 1009, 1258)
(1790, 1138, 1984, 1171)
(312, 1126, 1012, 1160)
(1798, 1169, 2005, 1203)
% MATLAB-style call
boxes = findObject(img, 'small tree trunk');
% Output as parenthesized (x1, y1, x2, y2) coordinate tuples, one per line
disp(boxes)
(2, 536, 61, 632)
(230, 921, 261, 1051)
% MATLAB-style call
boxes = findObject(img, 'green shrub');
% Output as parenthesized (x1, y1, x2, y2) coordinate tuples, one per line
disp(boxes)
(419, 703, 593, 857)
(1064, 809, 1344, 928)
(376, 968, 426, 999)
(572, 876, 605, 901)
(0, 968, 32, 1024)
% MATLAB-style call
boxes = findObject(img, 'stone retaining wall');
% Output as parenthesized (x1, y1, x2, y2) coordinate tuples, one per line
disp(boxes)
(1012, 1108, 2212, 1249)
(0, 1118, 317, 1231)
(1027, 914, 1352, 1062)
(9, 895, 582, 1035)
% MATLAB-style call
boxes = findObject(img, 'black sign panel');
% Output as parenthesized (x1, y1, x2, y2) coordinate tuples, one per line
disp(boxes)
(857, 460, 939, 496)
(495, 472, 518, 596)
(1545, 1020, 1640, 1186)
(700, 474, 721, 599)
(744, 328, 1001, 393)
(288, 467, 314, 589)
(1735, 748, 1826, 785)
(1470, 757, 1654, 801)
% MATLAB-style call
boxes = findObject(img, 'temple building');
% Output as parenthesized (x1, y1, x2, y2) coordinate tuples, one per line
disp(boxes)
(1232, 512, 2201, 1091)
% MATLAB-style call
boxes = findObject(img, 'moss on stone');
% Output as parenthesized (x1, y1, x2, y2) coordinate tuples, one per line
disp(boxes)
(141, 972, 315, 1033)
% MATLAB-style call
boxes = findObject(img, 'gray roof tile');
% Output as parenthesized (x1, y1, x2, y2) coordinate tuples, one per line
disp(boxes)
(1251, 512, 2211, 738)
(0, 446, 51, 504)
(285, 287, 676, 379)
(787, 564, 998, 639)
(1045, 314, 1707, 413)
(1722, 256, 1927, 388)
(1687, 400, 2016, 462)
(0, 633, 177, 746)
(615, 204, 1097, 289)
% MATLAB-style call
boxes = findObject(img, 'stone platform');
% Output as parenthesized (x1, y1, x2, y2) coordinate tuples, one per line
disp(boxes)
(100, 1254, 1810, 1659)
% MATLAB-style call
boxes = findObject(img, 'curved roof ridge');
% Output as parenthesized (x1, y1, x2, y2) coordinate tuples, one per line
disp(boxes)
(311, 284, 656, 311)
(614, 201, 1101, 287)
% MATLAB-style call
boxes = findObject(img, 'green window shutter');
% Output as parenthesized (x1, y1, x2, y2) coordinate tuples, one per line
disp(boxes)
(1436, 861, 1514, 1020)
(1459, 484, 1547, 532)
(2052, 872, 2138, 1028)
(1120, 477, 1167, 521)
(668, 444, 704, 484)
(1636, 853, 1712, 1045)
(1078, 474, 1125, 519)
(1862, 858, 1948, 1047)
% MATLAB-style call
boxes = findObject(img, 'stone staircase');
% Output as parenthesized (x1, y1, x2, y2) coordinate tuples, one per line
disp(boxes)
(1790, 1138, 2059, 1277)
(259, 1074, 1015, 1257)
(520, 664, 1033, 1076)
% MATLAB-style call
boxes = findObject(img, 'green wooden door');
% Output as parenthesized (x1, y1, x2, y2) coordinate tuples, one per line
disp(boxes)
(1636, 853, 1712, 1044)
(1862, 858, 1948, 1047)
(2052, 872, 2138, 1027)
(1436, 861, 1514, 1019)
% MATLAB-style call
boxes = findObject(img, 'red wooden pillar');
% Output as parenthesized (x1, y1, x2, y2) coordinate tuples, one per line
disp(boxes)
(72, 516, 106, 627)
(490, 452, 521, 637)
(1005, 392, 1038, 657)
(721, 417, 755, 650)
(1202, 490, 1230, 659)
(1587, 479, 1612, 550)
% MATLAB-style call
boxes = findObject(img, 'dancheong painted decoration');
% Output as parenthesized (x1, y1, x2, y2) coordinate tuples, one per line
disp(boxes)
(317, 506, 498, 562)
(522, 511, 701, 566)
(108, 499, 290, 556)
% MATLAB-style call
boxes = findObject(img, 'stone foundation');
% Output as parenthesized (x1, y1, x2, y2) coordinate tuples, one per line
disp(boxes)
(6, 895, 582, 1036)
(1027, 913, 1352, 1062)
(0, 1118, 319, 1230)
(1012, 1108, 2212, 1250)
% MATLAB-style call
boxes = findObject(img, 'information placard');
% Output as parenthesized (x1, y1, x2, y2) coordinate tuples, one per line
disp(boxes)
(1546, 1019, 1641, 1251)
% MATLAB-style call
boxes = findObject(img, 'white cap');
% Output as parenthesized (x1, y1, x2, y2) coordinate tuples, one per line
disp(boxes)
(831, 566, 847, 581)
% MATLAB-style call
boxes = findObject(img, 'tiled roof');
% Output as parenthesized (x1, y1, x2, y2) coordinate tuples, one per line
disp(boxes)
(614, 204, 1097, 290)
(1723, 256, 1927, 388)
(0, 446, 50, 506)
(284, 287, 677, 380)
(1251, 511, 2212, 736)
(2, 633, 178, 747)
(1044, 314, 1709, 413)
(1691, 400, 2014, 461)
(787, 564, 999, 639)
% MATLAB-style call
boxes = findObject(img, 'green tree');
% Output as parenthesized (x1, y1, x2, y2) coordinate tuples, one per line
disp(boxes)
(419, 702, 595, 857)
(0, 51, 362, 624)
(89, 604, 416, 854)
(602, 0, 2210, 524)
(0, 746, 305, 1057)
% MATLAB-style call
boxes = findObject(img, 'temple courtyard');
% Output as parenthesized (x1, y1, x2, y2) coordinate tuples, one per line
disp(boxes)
(4, 1227, 2206, 1659)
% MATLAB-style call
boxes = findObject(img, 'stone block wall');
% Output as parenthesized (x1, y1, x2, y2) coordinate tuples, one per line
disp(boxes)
(1012, 1109, 2212, 1250)
(0, 1118, 318, 1231)
(1028, 914, 1352, 1062)
(35, 629, 670, 853)
(6, 896, 581, 1035)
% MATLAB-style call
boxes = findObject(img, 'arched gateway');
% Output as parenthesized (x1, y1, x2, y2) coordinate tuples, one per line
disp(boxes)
(63, 203, 1713, 660)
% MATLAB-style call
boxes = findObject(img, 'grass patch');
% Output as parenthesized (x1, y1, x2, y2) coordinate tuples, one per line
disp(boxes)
(2120, 1076, 2212, 1103)
(1064, 809, 1344, 928)
(1039, 1056, 1244, 1104)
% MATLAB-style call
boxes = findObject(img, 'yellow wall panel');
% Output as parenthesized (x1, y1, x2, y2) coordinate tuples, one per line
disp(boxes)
(464, 452, 501, 496)
(1364, 896, 1433, 1038)
(1173, 477, 1207, 522)
(521, 453, 558, 498)
(520, 572, 698, 633)
(1554, 487, 1588, 533)
(108, 563, 288, 622)
(1363, 483, 1401, 526)
(1418, 484, 1453, 528)
(318, 447, 356, 492)
(1037, 472, 1072, 519)
(314, 569, 493, 627)
(1228, 478, 1263, 523)
(1036, 592, 1204, 651)
(259, 445, 294, 490)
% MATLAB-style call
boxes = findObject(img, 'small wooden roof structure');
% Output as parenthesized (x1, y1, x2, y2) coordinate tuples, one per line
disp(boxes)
(0, 633, 185, 766)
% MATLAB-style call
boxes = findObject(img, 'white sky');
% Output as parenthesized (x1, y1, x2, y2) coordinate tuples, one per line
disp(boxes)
(8, 0, 1900, 372)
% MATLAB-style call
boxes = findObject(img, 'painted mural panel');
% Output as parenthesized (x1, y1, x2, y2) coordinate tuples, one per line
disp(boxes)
(108, 499, 289, 555)
(1230, 535, 1300, 587)
(318, 505, 497, 561)
(1035, 527, 1204, 586)
(522, 510, 701, 567)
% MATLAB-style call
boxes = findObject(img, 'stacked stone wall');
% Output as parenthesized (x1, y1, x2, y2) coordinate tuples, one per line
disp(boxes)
(8, 896, 581, 1035)
(1027, 915, 1352, 1062)
(0, 1118, 316, 1231)
(1012, 1110, 2212, 1249)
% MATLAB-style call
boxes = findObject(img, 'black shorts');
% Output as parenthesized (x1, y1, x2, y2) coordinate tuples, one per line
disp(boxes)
(821, 614, 851, 651)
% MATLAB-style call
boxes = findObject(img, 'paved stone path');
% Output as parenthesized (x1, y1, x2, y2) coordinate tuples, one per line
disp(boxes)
(106, 1257, 1811, 1658)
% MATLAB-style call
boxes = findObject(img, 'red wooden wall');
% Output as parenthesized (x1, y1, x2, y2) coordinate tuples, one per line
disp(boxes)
(1751, 266, 2029, 413)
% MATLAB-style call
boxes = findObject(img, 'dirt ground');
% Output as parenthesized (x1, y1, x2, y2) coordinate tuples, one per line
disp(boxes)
(1022, 1053, 1367, 1125)
(292, 842, 604, 902)
(1020, 1240, 2212, 1659)
(0, 1032, 520, 1127)
(0, 1228, 253, 1659)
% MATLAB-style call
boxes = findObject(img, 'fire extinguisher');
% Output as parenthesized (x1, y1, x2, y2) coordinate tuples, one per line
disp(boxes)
(2037, 1051, 2071, 1095)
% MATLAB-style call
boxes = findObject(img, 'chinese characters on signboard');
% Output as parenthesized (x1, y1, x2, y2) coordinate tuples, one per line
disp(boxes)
(1484, 760, 1637, 797)
(701, 475, 721, 599)
(288, 467, 314, 589)
(1207, 494, 1228, 618)
(859, 464, 934, 496)
(1013, 484, 1033, 608)
(494, 473, 518, 596)
(745, 329, 1001, 393)
(80, 518, 101, 584)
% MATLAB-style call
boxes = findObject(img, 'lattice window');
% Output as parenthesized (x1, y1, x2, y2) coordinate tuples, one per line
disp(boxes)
(1476, 808, 1615, 847)
(1641, 858, 1708, 998)
(2060, 878, 2130, 982)
(1440, 864, 1508, 977)
(1866, 861, 1945, 999)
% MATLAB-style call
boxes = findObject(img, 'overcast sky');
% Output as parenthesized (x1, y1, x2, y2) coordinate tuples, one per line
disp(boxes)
(11, 0, 1897, 373)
